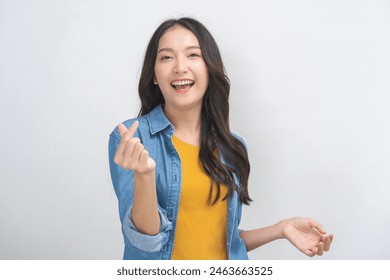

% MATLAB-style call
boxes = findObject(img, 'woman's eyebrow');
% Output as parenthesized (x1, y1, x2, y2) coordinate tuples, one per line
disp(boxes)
(157, 46, 201, 54)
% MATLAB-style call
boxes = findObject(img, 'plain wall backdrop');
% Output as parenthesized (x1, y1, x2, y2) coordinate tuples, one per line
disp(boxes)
(1, 0, 389, 259)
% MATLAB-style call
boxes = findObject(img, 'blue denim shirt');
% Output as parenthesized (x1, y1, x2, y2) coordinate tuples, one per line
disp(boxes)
(108, 104, 249, 260)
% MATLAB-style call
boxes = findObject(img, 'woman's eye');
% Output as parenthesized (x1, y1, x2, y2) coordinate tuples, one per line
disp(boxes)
(161, 56, 172, 60)
(188, 53, 200, 58)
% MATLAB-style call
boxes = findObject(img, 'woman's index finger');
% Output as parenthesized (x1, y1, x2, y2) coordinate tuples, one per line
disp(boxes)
(126, 120, 139, 138)
(118, 120, 139, 138)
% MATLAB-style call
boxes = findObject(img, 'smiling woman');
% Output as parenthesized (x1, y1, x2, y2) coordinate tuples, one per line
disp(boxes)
(108, 17, 333, 260)
(154, 25, 209, 120)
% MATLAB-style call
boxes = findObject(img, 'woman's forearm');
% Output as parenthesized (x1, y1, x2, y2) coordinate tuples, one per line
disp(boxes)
(240, 221, 286, 252)
(131, 170, 160, 236)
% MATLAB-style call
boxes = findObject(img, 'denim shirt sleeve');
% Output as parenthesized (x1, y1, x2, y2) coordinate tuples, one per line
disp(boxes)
(108, 127, 172, 253)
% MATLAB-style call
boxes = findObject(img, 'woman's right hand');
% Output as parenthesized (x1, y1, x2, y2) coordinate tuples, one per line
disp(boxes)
(114, 121, 156, 174)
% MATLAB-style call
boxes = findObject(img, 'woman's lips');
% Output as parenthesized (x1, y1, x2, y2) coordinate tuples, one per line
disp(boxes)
(171, 79, 195, 91)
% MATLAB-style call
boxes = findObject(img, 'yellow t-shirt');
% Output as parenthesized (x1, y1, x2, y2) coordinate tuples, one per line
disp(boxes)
(171, 135, 228, 260)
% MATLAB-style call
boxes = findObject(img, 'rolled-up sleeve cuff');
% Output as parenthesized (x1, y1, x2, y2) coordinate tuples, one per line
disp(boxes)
(122, 207, 172, 252)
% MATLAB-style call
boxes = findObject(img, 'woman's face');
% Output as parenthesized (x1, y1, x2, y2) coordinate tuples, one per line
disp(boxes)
(154, 25, 209, 113)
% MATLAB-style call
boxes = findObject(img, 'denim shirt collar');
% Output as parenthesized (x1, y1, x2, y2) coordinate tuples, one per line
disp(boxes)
(148, 104, 236, 172)
(147, 104, 173, 135)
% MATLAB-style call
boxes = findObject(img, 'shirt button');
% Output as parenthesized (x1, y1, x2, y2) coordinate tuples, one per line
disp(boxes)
(229, 208, 232, 211)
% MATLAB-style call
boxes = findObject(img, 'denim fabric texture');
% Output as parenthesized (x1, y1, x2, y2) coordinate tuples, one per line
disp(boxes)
(108, 104, 249, 260)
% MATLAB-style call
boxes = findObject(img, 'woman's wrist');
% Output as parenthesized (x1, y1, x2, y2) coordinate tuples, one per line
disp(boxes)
(134, 168, 155, 178)
(275, 219, 289, 240)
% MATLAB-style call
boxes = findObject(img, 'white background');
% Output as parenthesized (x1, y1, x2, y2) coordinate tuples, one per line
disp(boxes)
(1, 0, 389, 260)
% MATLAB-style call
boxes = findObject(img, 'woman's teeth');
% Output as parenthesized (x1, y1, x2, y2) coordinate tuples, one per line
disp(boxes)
(171, 80, 194, 89)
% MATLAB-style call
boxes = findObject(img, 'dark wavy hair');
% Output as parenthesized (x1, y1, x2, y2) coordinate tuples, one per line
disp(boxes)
(138, 17, 251, 205)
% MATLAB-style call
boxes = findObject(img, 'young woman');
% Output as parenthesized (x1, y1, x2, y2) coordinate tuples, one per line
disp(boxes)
(108, 17, 333, 260)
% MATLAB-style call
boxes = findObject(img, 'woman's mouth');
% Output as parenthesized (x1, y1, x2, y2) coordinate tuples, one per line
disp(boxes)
(170, 79, 195, 91)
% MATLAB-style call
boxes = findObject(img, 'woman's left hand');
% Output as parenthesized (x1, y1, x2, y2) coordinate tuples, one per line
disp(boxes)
(281, 217, 333, 257)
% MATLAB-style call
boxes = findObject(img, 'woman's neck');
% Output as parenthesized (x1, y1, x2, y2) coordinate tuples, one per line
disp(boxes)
(164, 104, 202, 146)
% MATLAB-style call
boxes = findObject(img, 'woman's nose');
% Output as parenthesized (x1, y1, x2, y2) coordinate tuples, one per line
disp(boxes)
(173, 57, 188, 74)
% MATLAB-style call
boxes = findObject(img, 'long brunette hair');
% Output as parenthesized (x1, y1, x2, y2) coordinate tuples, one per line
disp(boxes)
(138, 17, 251, 205)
